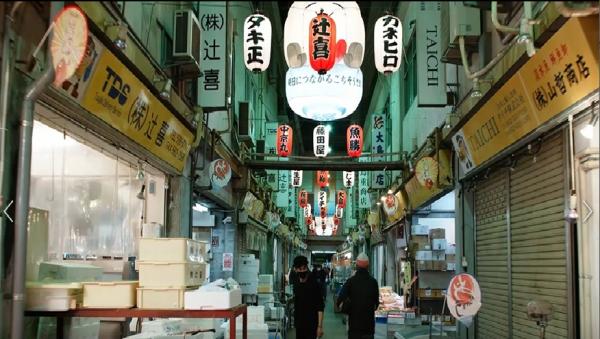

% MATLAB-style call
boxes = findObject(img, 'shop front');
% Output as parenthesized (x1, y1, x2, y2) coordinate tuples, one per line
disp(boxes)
(452, 16, 598, 339)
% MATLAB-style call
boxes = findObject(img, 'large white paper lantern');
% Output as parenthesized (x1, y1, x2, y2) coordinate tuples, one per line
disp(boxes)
(374, 14, 402, 74)
(291, 170, 303, 187)
(313, 125, 330, 157)
(287, 63, 362, 121)
(343, 171, 355, 188)
(244, 14, 271, 72)
(284, 1, 365, 69)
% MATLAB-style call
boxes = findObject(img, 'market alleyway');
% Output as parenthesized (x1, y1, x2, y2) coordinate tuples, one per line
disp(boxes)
(287, 292, 348, 339)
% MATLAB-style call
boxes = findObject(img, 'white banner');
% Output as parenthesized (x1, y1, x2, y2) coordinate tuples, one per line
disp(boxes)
(277, 171, 289, 207)
(359, 171, 370, 208)
(416, 1, 446, 107)
(199, 3, 227, 108)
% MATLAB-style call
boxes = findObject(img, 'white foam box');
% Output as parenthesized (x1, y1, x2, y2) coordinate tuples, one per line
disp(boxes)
(268, 306, 285, 320)
(223, 322, 268, 339)
(431, 239, 447, 250)
(237, 271, 259, 283)
(138, 262, 206, 287)
(445, 244, 456, 255)
(82, 281, 138, 308)
(239, 280, 258, 295)
(432, 250, 446, 261)
(415, 250, 433, 261)
(258, 274, 273, 284)
(238, 259, 260, 270)
(139, 238, 206, 262)
(257, 284, 273, 294)
(240, 254, 255, 260)
(411, 225, 429, 236)
(140, 319, 183, 335)
(142, 222, 164, 238)
(38, 262, 103, 282)
(446, 263, 457, 271)
(185, 288, 242, 310)
(25, 282, 82, 311)
(137, 287, 188, 309)
(257, 294, 275, 306)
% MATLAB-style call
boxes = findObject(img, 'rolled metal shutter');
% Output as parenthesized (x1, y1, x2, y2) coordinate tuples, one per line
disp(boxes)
(475, 170, 509, 338)
(509, 132, 568, 339)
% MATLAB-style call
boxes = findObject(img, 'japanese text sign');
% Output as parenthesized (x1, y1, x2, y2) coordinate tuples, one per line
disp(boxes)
(359, 170, 370, 208)
(371, 114, 386, 188)
(343, 171, 355, 188)
(374, 14, 402, 74)
(291, 170, 303, 187)
(199, 2, 227, 108)
(243, 14, 271, 72)
(313, 125, 329, 157)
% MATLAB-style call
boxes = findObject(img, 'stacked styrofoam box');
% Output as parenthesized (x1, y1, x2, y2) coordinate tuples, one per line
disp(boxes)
(137, 238, 208, 309)
(257, 274, 273, 294)
(257, 294, 275, 307)
(219, 306, 268, 339)
(237, 254, 259, 295)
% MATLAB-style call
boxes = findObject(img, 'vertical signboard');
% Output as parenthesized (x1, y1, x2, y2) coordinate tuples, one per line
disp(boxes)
(265, 122, 279, 189)
(277, 170, 289, 207)
(199, 2, 227, 108)
(371, 114, 386, 188)
(359, 170, 370, 208)
(417, 1, 446, 107)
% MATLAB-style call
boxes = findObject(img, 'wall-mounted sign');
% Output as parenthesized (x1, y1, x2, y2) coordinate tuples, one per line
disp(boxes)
(374, 14, 402, 74)
(199, 2, 227, 108)
(51, 5, 88, 85)
(277, 170, 289, 207)
(405, 150, 452, 209)
(453, 17, 598, 175)
(343, 171, 355, 188)
(415, 156, 439, 189)
(67, 34, 194, 173)
(223, 252, 233, 271)
(416, 1, 446, 107)
(371, 114, 386, 188)
(209, 159, 232, 187)
(291, 170, 303, 187)
(313, 125, 329, 157)
(346, 125, 363, 158)
(244, 14, 271, 72)
(358, 170, 370, 208)
(447, 273, 482, 321)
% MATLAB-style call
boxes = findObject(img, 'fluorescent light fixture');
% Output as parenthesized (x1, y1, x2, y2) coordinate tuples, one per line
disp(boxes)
(193, 203, 209, 212)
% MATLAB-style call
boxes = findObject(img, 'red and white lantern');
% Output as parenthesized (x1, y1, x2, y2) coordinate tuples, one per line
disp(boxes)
(298, 189, 309, 208)
(309, 10, 344, 74)
(343, 171, 355, 188)
(316, 170, 330, 188)
(346, 124, 363, 158)
(336, 190, 347, 208)
(276, 124, 293, 157)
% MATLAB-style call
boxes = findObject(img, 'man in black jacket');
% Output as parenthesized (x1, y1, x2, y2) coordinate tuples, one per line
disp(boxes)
(293, 255, 325, 338)
(336, 253, 380, 339)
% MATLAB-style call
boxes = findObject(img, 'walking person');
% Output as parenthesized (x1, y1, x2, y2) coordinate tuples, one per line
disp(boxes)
(293, 256, 325, 338)
(336, 253, 380, 339)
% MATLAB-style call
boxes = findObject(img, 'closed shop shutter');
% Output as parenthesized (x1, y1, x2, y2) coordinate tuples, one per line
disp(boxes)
(509, 132, 567, 339)
(474, 170, 510, 338)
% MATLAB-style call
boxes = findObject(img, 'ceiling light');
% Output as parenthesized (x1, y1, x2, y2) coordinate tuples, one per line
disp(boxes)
(113, 21, 128, 50)
(136, 163, 145, 181)
(160, 79, 172, 100)
(136, 185, 146, 200)
(566, 194, 578, 221)
(193, 203, 209, 213)
(470, 79, 482, 98)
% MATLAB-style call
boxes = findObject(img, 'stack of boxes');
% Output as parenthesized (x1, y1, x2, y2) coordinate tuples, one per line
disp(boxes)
(429, 228, 446, 271)
(237, 254, 259, 295)
(411, 226, 450, 272)
(222, 306, 269, 339)
(137, 238, 208, 309)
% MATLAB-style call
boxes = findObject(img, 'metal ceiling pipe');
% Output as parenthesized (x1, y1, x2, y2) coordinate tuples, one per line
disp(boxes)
(11, 66, 54, 339)
(245, 159, 407, 171)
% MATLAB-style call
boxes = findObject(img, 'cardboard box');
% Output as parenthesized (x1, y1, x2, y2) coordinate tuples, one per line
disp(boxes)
(412, 235, 430, 250)
(415, 251, 433, 261)
(416, 260, 433, 270)
(429, 228, 445, 239)
(432, 261, 446, 271)
(446, 254, 456, 262)
(431, 239, 447, 250)
(411, 225, 429, 236)
(432, 251, 446, 261)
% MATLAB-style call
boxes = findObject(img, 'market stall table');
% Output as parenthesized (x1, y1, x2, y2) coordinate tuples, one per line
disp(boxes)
(25, 304, 248, 339)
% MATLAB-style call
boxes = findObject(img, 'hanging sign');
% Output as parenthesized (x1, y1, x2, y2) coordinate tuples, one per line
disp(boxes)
(374, 14, 402, 74)
(277, 171, 290, 207)
(416, 2, 446, 106)
(358, 170, 370, 208)
(382, 192, 399, 217)
(447, 273, 482, 324)
(335, 206, 344, 218)
(453, 17, 598, 175)
(298, 189, 309, 208)
(223, 252, 234, 271)
(406, 150, 452, 209)
(318, 191, 328, 209)
(303, 203, 312, 217)
(313, 125, 329, 157)
(276, 124, 293, 157)
(291, 170, 303, 187)
(371, 114, 386, 188)
(316, 170, 330, 188)
(346, 124, 363, 158)
(415, 157, 439, 189)
(309, 11, 342, 74)
(199, 2, 227, 108)
(209, 159, 232, 187)
(51, 5, 88, 86)
(343, 171, 355, 188)
(336, 190, 347, 208)
(243, 14, 271, 72)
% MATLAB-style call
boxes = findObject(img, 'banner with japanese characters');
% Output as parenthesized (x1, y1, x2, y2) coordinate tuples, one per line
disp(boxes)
(199, 2, 227, 108)
(453, 17, 598, 175)
(276, 170, 289, 208)
(371, 114, 386, 188)
(358, 170, 370, 208)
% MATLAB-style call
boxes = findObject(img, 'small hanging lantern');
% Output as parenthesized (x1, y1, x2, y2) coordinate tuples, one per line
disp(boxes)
(320, 207, 327, 219)
(336, 190, 347, 208)
(305, 215, 313, 226)
(291, 170, 303, 187)
(374, 14, 402, 74)
(316, 170, 330, 188)
(309, 10, 340, 74)
(346, 124, 363, 158)
(333, 216, 340, 226)
(335, 205, 344, 218)
(298, 189, 308, 208)
(276, 124, 293, 157)
(313, 125, 329, 157)
(343, 171, 355, 188)
(318, 190, 328, 209)
(243, 13, 272, 72)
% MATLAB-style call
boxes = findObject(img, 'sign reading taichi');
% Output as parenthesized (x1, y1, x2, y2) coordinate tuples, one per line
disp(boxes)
(75, 37, 193, 172)
(454, 17, 598, 175)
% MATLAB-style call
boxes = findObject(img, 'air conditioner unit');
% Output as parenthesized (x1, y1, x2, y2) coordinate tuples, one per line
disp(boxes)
(238, 102, 255, 148)
(173, 10, 201, 77)
(441, 2, 481, 65)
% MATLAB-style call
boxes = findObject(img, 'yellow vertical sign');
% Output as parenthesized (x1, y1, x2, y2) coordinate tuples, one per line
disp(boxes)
(80, 50, 194, 172)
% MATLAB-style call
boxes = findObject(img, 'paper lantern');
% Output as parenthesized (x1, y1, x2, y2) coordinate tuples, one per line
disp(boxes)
(313, 125, 329, 157)
(316, 170, 330, 188)
(303, 203, 312, 217)
(318, 190, 328, 209)
(336, 190, 347, 208)
(305, 215, 313, 226)
(298, 189, 309, 208)
(333, 216, 340, 226)
(244, 14, 271, 72)
(320, 207, 327, 218)
(309, 10, 339, 74)
(343, 171, 355, 188)
(346, 124, 363, 158)
(374, 14, 402, 74)
(276, 124, 293, 157)
(335, 206, 344, 218)
(291, 170, 303, 187)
